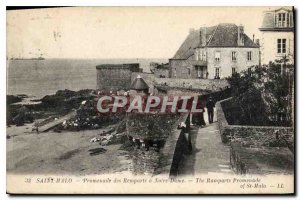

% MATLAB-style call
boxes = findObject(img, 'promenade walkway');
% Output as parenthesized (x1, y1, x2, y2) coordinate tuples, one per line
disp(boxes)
(178, 109, 233, 175)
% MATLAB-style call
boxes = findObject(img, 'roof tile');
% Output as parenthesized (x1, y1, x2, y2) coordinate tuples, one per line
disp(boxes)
(173, 23, 259, 59)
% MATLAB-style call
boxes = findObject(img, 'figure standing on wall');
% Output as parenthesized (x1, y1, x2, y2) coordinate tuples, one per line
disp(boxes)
(206, 96, 215, 124)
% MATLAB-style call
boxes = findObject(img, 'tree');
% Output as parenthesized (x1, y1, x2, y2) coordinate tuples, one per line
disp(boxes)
(227, 60, 293, 126)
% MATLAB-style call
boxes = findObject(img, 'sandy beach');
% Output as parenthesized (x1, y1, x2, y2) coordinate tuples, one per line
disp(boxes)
(7, 127, 131, 175)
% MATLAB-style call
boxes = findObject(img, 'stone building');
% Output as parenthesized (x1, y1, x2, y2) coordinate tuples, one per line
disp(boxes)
(259, 7, 294, 64)
(150, 62, 170, 78)
(96, 63, 141, 91)
(169, 23, 260, 79)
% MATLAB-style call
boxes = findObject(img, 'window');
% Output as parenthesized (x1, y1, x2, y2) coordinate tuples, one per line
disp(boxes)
(277, 13, 286, 27)
(215, 52, 220, 62)
(197, 66, 205, 78)
(277, 38, 287, 54)
(197, 68, 201, 78)
(232, 67, 236, 75)
(215, 68, 220, 79)
(282, 13, 286, 27)
(231, 51, 237, 61)
(277, 39, 281, 53)
(276, 12, 293, 27)
(174, 68, 177, 78)
(282, 39, 286, 53)
(275, 12, 294, 28)
(199, 49, 206, 61)
(247, 51, 252, 61)
(188, 68, 191, 76)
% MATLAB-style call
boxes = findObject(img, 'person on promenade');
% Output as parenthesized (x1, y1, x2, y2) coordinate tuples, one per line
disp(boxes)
(192, 97, 206, 128)
(206, 96, 215, 124)
(198, 108, 206, 128)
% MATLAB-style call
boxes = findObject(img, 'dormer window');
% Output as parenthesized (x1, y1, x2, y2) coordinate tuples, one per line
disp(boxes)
(289, 12, 293, 27)
(239, 33, 244, 45)
(278, 13, 285, 27)
(238, 26, 244, 46)
(199, 49, 206, 61)
(275, 11, 293, 28)
(286, 11, 293, 27)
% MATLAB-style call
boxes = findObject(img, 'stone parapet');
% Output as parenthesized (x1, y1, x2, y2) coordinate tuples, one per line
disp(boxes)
(216, 98, 294, 175)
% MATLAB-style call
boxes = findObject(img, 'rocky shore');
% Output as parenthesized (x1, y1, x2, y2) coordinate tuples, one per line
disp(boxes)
(6, 89, 176, 176)
(7, 89, 125, 129)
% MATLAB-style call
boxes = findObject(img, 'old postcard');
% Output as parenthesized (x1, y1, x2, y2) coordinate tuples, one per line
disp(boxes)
(6, 6, 294, 194)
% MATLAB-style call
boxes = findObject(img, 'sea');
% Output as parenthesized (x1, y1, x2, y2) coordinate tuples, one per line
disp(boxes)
(7, 58, 167, 99)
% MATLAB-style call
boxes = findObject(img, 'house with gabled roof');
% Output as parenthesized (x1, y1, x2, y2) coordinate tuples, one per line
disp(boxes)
(169, 23, 260, 79)
(259, 7, 294, 64)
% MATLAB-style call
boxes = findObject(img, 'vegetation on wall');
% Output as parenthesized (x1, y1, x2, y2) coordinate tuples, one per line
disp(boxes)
(225, 58, 293, 126)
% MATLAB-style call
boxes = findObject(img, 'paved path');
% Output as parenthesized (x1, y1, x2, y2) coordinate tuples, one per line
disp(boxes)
(178, 109, 233, 175)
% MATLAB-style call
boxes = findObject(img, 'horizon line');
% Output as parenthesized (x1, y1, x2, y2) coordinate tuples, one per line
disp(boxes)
(7, 57, 170, 60)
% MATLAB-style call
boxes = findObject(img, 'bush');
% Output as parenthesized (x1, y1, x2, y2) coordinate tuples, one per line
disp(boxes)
(226, 60, 293, 126)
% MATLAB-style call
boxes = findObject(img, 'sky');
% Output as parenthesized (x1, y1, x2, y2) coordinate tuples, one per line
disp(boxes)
(6, 6, 285, 59)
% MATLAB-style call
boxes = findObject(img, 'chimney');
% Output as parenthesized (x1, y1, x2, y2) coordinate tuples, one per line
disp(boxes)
(199, 30, 202, 46)
(255, 39, 260, 46)
(200, 27, 207, 46)
(204, 27, 207, 45)
(237, 25, 244, 46)
(252, 34, 255, 42)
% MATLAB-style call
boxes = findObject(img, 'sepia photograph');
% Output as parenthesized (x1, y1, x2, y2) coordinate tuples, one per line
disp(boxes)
(6, 6, 295, 194)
